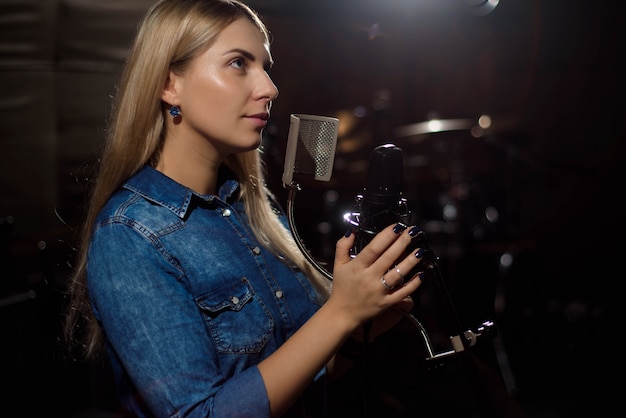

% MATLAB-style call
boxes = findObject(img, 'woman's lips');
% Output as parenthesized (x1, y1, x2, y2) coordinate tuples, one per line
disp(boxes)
(246, 113, 269, 127)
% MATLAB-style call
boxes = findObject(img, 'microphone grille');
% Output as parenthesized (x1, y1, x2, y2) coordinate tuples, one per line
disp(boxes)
(282, 114, 339, 186)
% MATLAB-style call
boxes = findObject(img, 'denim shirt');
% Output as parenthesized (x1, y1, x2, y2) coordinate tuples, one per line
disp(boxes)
(87, 165, 327, 417)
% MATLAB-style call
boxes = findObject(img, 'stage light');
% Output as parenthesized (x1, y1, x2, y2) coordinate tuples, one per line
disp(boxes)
(463, 0, 499, 16)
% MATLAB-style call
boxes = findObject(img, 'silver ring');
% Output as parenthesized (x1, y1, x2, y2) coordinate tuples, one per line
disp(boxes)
(393, 265, 404, 281)
(381, 275, 395, 291)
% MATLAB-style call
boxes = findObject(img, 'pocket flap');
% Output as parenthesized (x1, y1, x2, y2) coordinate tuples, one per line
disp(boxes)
(196, 278, 253, 313)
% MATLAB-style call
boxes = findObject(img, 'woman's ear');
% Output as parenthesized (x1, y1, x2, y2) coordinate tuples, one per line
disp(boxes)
(161, 71, 179, 104)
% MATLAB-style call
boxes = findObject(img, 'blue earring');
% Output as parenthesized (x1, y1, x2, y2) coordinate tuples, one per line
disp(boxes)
(169, 105, 181, 118)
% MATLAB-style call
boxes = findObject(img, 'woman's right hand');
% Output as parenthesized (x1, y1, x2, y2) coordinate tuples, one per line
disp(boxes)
(258, 223, 425, 416)
(328, 223, 425, 332)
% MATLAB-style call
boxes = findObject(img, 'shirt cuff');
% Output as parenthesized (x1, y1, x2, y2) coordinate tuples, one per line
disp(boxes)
(213, 365, 270, 417)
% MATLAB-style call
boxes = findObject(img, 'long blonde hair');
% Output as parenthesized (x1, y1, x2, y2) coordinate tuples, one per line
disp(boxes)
(64, 0, 331, 359)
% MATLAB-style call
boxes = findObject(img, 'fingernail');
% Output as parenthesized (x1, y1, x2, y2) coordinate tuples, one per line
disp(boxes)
(393, 223, 407, 234)
(408, 226, 420, 237)
(414, 248, 425, 258)
(344, 229, 353, 238)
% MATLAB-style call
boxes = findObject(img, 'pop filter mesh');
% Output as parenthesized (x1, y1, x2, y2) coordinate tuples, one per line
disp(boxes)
(282, 114, 339, 186)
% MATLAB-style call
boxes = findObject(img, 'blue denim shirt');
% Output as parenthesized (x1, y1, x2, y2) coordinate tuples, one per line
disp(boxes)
(87, 165, 327, 417)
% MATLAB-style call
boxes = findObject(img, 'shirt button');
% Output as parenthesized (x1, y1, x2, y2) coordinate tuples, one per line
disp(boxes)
(222, 208, 231, 217)
(252, 246, 261, 255)
(231, 296, 239, 305)
(275, 290, 283, 299)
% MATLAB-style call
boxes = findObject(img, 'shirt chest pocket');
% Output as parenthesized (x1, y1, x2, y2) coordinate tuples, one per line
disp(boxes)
(196, 277, 273, 354)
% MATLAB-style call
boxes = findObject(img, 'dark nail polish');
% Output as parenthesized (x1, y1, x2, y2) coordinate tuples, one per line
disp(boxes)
(408, 226, 420, 237)
(415, 248, 425, 258)
(393, 223, 407, 234)
(344, 229, 353, 238)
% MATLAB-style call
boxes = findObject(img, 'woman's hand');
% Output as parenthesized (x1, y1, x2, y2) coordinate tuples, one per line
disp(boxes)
(258, 223, 426, 414)
(328, 223, 425, 332)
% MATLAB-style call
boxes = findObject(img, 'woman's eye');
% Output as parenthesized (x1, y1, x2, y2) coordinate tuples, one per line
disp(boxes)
(230, 58, 245, 70)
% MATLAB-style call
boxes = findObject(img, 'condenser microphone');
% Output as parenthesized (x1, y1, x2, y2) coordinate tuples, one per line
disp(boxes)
(345, 144, 412, 254)
(282, 114, 340, 281)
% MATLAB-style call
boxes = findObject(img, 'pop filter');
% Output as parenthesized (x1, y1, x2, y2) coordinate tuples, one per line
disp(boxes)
(282, 114, 339, 187)
(282, 114, 339, 281)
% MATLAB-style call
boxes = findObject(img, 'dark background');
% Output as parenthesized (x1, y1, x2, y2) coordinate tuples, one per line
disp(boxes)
(1, 0, 623, 417)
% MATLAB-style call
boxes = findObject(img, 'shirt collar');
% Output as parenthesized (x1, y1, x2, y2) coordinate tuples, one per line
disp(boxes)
(123, 165, 240, 219)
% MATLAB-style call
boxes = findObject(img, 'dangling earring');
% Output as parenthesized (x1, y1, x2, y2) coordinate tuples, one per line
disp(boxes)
(169, 105, 181, 118)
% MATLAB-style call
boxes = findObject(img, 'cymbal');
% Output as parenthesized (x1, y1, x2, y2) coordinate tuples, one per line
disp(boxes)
(394, 118, 477, 140)
(393, 115, 521, 142)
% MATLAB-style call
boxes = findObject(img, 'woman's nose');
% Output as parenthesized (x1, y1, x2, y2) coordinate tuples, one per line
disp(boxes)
(258, 72, 279, 101)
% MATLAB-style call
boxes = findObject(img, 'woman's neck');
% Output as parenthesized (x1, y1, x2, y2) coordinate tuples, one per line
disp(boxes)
(155, 135, 222, 195)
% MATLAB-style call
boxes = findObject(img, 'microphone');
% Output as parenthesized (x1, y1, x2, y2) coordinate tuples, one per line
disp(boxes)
(282, 114, 340, 281)
(344, 144, 440, 284)
(345, 144, 411, 255)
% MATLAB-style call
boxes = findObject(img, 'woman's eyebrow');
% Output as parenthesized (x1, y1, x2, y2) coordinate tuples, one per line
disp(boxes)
(225, 48, 273, 67)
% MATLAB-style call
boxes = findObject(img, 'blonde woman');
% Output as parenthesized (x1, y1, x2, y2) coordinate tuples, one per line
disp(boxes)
(64, 0, 425, 416)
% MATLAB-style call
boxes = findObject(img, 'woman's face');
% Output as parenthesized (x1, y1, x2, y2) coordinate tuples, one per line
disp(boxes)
(163, 17, 278, 159)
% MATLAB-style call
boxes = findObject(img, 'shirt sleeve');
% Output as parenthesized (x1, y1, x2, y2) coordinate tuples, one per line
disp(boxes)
(87, 220, 271, 417)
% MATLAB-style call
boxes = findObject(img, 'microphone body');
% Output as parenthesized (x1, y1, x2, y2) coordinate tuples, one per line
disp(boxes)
(348, 144, 411, 254)
(344, 144, 435, 281)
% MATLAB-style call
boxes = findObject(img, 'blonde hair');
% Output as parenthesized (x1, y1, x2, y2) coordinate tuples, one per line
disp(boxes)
(64, 0, 331, 359)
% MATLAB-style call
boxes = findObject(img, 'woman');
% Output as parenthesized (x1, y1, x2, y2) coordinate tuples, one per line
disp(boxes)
(64, 0, 425, 416)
